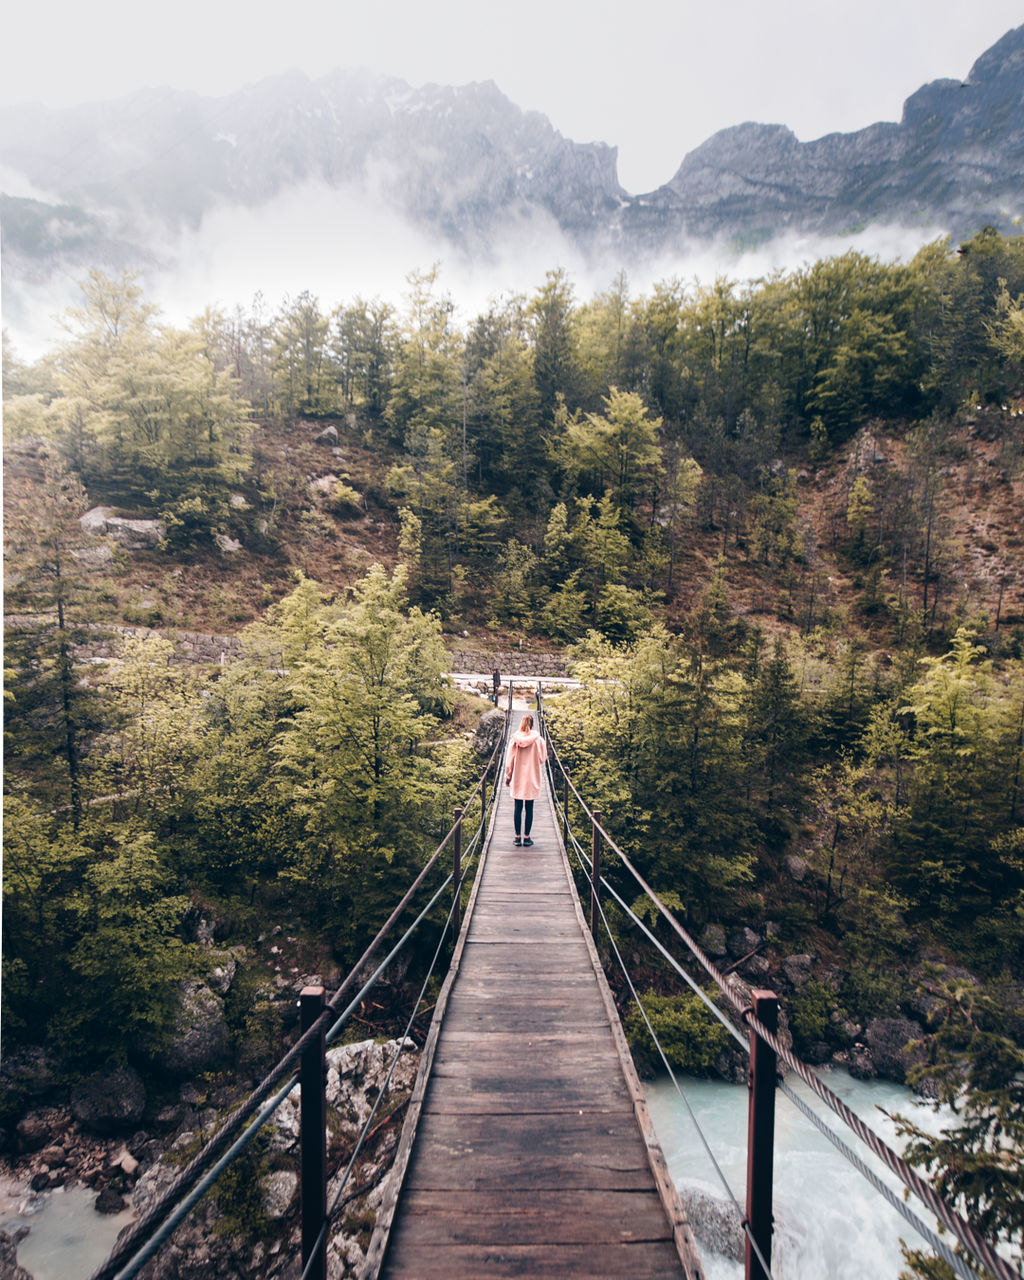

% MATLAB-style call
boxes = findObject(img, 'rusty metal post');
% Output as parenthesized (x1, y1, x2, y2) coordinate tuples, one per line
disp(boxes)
(590, 809, 602, 938)
(453, 807, 464, 939)
(744, 990, 778, 1280)
(300, 985, 327, 1280)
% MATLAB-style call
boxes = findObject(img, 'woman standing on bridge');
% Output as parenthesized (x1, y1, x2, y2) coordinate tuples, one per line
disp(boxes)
(504, 713, 548, 847)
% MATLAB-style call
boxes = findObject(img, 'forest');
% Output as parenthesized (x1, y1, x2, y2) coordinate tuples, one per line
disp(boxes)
(3, 225, 1024, 1272)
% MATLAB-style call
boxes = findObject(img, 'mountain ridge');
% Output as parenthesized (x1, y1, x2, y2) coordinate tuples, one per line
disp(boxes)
(1, 25, 1022, 304)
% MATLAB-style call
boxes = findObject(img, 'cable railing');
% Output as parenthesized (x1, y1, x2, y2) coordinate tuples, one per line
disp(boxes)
(535, 684, 1018, 1280)
(89, 701, 510, 1280)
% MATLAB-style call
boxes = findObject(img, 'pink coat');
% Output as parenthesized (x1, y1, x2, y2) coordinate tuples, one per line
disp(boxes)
(505, 729, 548, 800)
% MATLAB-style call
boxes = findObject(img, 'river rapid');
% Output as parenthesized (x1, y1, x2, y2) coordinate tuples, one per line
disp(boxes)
(646, 1069, 951, 1280)
(0, 1178, 133, 1280)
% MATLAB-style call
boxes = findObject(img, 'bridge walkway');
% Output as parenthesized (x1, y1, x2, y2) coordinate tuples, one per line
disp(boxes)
(368, 725, 703, 1279)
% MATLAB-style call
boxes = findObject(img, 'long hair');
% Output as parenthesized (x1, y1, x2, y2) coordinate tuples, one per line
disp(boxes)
(519, 713, 534, 733)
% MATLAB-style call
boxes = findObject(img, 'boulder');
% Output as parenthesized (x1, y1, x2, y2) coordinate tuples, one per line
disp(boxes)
(206, 951, 237, 995)
(783, 855, 808, 882)
(473, 708, 506, 756)
(0, 1046, 57, 1123)
(316, 425, 339, 445)
(864, 1018, 925, 1084)
(846, 1044, 876, 1080)
(0, 1229, 33, 1280)
(260, 1170, 299, 1219)
(727, 927, 761, 959)
(16, 1107, 67, 1152)
(679, 1185, 744, 1262)
(71, 543, 115, 570)
(158, 981, 230, 1077)
(80, 506, 116, 535)
(698, 924, 727, 958)
(79, 508, 164, 549)
(71, 1066, 146, 1134)
(214, 533, 242, 553)
(40, 1144, 67, 1167)
(906, 960, 980, 1022)
(741, 954, 771, 980)
(95, 1187, 128, 1214)
(781, 954, 815, 988)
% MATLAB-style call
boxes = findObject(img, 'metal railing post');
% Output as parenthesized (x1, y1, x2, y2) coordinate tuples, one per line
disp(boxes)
(590, 809, 602, 938)
(300, 986, 327, 1280)
(562, 770, 570, 846)
(453, 806, 464, 938)
(745, 989, 778, 1280)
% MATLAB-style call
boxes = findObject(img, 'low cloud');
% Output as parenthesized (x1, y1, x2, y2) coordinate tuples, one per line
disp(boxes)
(2, 177, 952, 361)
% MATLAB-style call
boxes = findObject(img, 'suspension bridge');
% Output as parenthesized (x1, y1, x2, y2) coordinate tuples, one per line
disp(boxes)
(87, 687, 1017, 1280)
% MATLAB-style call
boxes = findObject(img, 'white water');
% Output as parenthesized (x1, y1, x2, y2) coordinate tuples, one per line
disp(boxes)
(0, 1179, 134, 1280)
(646, 1069, 952, 1280)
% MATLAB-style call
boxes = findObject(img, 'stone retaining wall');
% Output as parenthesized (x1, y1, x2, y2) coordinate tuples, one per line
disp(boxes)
(445, 648, 569, 677)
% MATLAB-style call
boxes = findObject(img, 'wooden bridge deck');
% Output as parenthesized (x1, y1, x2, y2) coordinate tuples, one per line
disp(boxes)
(366, 736, 704, 1280)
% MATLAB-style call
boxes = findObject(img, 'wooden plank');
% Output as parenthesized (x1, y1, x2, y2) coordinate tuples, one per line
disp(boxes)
(394, 1187, 675, 1245)
(382, 1240, 686, 1279)
(370, 766, 702, 1280)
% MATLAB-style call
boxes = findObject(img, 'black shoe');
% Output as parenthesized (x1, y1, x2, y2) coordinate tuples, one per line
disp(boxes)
(513, 837, 522, 846)
(523, 837, 534, 847)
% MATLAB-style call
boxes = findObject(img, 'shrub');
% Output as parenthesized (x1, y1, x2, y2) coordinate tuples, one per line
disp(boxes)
(625, 991, 729, 1077)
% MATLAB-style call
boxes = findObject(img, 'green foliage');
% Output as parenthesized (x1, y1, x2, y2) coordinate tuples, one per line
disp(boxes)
(625, 991, 729, 1077)
(213, 1130, 275, 1239)
(895, 981, 1024, 1276)
(787, 978, 833, 1047)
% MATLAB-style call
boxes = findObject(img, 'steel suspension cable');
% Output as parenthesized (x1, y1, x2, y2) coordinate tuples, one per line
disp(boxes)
(561, 797, 777, 1280)
(544, 727, 1018, 1280)
(90, 731, 506, 1280)
(300, 875, 465, 1280)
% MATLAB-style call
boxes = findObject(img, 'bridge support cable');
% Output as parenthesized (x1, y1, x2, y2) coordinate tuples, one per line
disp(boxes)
(300, 876, 465, 1280)
(561, 834, 983, 1280)
(90, 716, 509, 1280)
(538, 704, 1018, 1280)
(558, 790, 989, 1280)
(560, 802, 777, 1280)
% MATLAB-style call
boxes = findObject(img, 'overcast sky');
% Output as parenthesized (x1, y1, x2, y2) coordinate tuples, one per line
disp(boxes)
(2, 0, 1021, 192)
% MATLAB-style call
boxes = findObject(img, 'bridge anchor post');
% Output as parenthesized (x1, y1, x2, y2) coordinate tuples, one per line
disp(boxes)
(744, 989, 778, 1280)
(300, 985, 327, 1280)
(590, 809, 602, 938)
(453, 807, 464, 938)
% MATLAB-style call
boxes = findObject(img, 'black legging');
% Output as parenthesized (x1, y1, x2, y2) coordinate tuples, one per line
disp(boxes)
(513, 798, 534, 837)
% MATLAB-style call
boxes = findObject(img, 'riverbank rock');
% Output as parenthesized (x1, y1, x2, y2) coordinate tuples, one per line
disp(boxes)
(96, 1186, 127, 1214)
(906, 958, 980, 1022)
(260, 1170, 298, 1219)
(71, 1067, 146, 1134)
(157, 981, 230, 1077)
(679, 1185, 744, 1262)
(0, 1229, 33, 1280)
(864, 1018, 925, 1084)
(15, 1108, 67, 1154)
